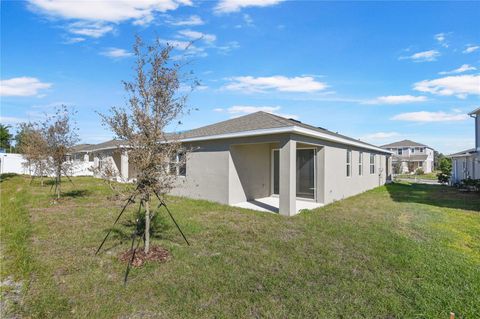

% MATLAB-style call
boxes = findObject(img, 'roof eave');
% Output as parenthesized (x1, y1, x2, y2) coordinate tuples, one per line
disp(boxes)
(179, 126, 392, 154)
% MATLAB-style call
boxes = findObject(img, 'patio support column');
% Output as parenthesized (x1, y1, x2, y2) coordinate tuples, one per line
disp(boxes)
(93, 155, 99, 168)
(279, 138, 296, 216)
(120, 150, 129, 181)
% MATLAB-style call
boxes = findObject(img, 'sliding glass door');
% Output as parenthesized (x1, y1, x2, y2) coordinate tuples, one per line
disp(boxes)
(272, 148, 316, 199)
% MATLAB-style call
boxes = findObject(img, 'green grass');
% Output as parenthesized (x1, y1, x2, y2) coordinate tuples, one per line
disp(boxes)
(396, 171, 440, 180)
(1, 175, 479, 318)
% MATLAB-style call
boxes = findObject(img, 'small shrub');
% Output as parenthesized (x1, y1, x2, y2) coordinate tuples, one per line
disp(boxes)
(415, 168, 424, 175)
(460, 178, 480, 192)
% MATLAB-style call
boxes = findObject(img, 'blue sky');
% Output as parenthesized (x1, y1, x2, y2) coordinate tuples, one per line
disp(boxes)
(1, 0, 479, 154)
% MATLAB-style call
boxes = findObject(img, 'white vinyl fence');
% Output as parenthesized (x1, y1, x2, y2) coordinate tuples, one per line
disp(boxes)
(0, 152, 95, 177)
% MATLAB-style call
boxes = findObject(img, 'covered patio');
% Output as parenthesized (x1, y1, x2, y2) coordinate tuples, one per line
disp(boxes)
(228, 135, 325, 217)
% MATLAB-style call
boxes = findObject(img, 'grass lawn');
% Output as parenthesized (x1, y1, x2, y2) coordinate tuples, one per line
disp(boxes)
(1, 175, 479, 318)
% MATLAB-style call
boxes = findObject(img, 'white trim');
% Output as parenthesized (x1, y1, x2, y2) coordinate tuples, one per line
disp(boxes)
(179, 126, 391, 154)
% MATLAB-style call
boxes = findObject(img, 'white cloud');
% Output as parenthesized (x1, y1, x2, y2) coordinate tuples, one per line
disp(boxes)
(160, 39, 207, 57)
(400, 50, 440, 62)
(216, 41, 240, 54)
(439, 64, 476, 75)
(100, 48, 133, 58)
(463, 45, 479, 54)
(215, 105, 298, 119)
(243, 14, 254, 26)
(67, 21, 114, 38)
(28, 0, 191, 23)
(167, 15, 204, 26)
(365, 95, 427, 105)
(62, 37, 85, 44)
(224, 75, 328, 93)
(361, 132, 400, 141)
(0, 116, 27, 124)
(28, 0, 192, 38)
(0, 77, 52, 97)
(413, 74, 480, 98)
(214, 0, 284, 13)
(391, 111, 469, 122)
(177, 29, 216, 43)
(434, 33, 449, 48)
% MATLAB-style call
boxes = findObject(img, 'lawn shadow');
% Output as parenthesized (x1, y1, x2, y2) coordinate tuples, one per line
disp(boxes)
(386, 182, 480, 212)
(62, 189, 91, 198)
(0, 173, 18, 183)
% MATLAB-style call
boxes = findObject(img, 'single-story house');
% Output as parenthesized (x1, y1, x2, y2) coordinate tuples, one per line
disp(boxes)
(381, 140, 435, 174)
(73, 112, 393, 216)
(449, 108, 480, 183)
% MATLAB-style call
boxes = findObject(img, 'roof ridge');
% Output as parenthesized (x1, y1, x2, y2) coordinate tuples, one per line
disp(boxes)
(258, 111, 295, 127)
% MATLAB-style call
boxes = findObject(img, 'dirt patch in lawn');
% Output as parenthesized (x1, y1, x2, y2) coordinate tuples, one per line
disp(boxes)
(119, 246, 171, 267)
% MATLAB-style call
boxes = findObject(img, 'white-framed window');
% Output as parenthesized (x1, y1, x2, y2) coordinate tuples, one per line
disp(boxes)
(419, 162, 423, 167)
(398, 148, 403, 155)
(411, 148, 415, 154)
(370, 153, 375, 174)
(358, 151, 363, 176)
(420, 148, 424, 153)
(346, 150, 352, 177)
(178, 151, 186, 176)
(169, 151, 187, 176)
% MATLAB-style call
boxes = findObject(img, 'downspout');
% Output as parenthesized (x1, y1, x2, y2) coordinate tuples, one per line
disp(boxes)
(470, 112, 479, 152)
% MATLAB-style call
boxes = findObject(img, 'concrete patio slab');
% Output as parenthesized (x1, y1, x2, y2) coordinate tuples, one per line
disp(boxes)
(233, 196, 323, 214)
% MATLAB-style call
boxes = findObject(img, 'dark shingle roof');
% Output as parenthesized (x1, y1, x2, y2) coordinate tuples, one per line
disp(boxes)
(81, 139, 123, 151)
(448, 148, 477, 157)
(71, 144, 92, 152)
(74, 112, 389, 153)
(180, 111, 384, 150)
(381, 139, 428, 148)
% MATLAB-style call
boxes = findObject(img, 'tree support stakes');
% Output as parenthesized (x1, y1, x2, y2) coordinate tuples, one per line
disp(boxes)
(124, 200, 144, 285)
(95, 193, 137, 255)
(153, 190, 190, 246)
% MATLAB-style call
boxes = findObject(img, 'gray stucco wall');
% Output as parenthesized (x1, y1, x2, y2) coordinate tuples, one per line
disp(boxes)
(291, 134, 389, 205)
(322, 146, 387, 204)
(452, 155, 480, 182)
(229, 143, 273, 204)
(168, 133, 391, 208)
(169, 140, 230, 204)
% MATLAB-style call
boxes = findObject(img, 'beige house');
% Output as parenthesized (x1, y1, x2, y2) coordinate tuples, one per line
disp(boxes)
(449, 108, 480, 183)
(381, 140, 435, 174)
(74, 112, 392, 216)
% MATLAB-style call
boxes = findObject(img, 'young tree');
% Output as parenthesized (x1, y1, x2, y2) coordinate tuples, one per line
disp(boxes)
(40, 105, 79, 198)
(16, 123, 51, 185)
(437, 157, 452, 184)
(0, 124, 13, 152)
(100, 36, 195, 253)
(434, 151, 445, 171)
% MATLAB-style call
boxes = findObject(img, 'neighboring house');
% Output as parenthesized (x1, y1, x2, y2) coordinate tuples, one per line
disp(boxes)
(73, 112, 393, 216)
(381, 140, 435, 174)
(449, 108, 480, 183)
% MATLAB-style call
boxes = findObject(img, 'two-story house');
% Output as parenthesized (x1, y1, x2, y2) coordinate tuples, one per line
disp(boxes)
(381, 140, 435, 174)
(449, 108, 480, 182)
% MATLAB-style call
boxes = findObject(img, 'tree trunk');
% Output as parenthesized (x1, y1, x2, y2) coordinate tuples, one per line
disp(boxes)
(144, 199, 150, 253)
(56, 168, 61, 199)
